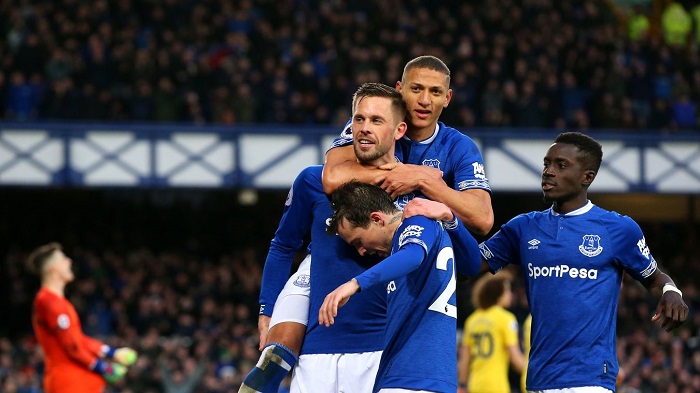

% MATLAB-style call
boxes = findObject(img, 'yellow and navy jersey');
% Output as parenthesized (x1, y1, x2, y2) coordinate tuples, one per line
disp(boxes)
(462, 305, 520, 393)
(521, 313, 532, 393)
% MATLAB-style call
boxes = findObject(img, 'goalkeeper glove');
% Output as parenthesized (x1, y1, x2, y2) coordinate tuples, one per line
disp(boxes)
(113, 347, 138, 366)
(92, 359, 127, 384)
(103, 345, 138, 366)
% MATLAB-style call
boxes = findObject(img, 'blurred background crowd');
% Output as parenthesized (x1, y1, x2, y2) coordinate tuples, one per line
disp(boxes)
(0, 0, 699, 130)
(0, 191, 698, 393)
(1, 0, 699, 392)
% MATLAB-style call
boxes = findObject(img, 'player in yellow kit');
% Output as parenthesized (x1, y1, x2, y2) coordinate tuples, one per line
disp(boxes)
(458, 272, 525, 393)
(521, 314, 532, 393)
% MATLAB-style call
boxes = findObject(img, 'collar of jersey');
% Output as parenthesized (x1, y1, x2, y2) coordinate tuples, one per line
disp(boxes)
(402, 123, 440, 144)
(550, 200, 594, 217)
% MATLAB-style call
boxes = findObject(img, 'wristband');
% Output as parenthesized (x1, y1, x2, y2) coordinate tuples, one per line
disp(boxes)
(441, 215, 459, 230)
(101, 345, 116, 359)
(662, 283, 682, 297)
(91, 358, 110, 374)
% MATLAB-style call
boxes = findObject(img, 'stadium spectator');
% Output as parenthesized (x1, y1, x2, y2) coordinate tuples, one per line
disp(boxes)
(0, 1, 696, 131)
(661, 1, 692, 47)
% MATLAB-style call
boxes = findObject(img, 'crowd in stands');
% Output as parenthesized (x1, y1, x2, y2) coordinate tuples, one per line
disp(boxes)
(0, 0, 699, 130)
(0, 246, 271, 393)
(1, 0, 700, 392)
(0, 188, 698, 393)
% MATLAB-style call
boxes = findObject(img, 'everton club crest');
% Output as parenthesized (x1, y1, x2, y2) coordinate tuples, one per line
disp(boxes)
(293, 274, 310, 288)
(579, 234, 603, 257)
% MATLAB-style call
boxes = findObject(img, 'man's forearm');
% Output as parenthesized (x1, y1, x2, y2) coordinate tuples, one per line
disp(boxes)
(322, 160, 386, 194)
(418, 180, 494, 235)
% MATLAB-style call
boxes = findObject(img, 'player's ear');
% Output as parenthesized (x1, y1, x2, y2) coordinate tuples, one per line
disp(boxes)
(444, 88, 453, 107)
(582, 169, 596, 187)
(394, 122, 407, 140)
(370, 211, 383, 225)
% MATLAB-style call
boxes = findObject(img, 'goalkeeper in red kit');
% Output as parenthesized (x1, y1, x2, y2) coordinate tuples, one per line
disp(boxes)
(28, 242, 138, 393)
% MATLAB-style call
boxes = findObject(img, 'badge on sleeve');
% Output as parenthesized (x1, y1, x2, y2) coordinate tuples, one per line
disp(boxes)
(57, 314, 70, 329)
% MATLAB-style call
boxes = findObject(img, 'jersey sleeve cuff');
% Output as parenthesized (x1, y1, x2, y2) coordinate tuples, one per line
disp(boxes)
(259, 304, 274, 317)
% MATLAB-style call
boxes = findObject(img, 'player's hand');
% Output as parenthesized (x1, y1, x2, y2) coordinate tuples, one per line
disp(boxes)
(94, 360, 127, 384)
(319, 279, 360, 327)
(403, 198, 453, 221)
(258, 315, 272, 350)
(651, 290, 688, 331)
(113, 347, 138, 366)
(103, 363, 127, 384)
(375, 163, 443, 198)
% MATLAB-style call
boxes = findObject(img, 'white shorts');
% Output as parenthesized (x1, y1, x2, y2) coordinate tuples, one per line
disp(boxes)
(529, 387, 613, 393)
(290, 351, 382, 393)
(269, 255, 312, 329)
(378, 390, 437, 393)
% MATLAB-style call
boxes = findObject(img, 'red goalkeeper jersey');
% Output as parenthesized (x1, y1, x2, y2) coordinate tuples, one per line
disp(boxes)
(32, 287, 106, 393)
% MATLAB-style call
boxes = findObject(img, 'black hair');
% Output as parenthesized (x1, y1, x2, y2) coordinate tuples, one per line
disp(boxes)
(555, 132, 603, 172)
(327, 181, 396, 235)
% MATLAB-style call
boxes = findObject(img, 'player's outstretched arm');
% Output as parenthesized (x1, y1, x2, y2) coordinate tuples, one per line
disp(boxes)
(423, 185, 493, 236)
(377, 164, 493, 235)
(322, 145, 389, 194)
(403, 198, 486, 277)
(112, 347, 138, 366)
(257, 314, 271, 350)
(319, 278, 360, 327)
(644, 270, 688, 331)
(375, 162, 444, 198)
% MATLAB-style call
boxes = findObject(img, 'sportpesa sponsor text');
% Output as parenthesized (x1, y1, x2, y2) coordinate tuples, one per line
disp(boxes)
(528, 263, 598, 280)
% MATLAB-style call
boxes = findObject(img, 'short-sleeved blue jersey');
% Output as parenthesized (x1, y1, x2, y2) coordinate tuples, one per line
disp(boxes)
(479, 202, 658, 391)
(355, 215, 459, 393)
(332, 121, 491, 209)
(259, 165, 386, 354)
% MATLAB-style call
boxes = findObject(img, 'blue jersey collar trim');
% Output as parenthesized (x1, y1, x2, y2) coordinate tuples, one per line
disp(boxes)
(402, 123, 440, 144)
(550, 200, 594, 216)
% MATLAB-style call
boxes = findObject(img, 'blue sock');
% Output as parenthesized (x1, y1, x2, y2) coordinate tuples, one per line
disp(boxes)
(239, 343, 298, 393)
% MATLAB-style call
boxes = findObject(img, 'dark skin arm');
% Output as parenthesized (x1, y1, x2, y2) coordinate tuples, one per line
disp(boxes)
(323, 145, 494, 235)
(376, 162, 493, 235)
(642, 270, 688, 332)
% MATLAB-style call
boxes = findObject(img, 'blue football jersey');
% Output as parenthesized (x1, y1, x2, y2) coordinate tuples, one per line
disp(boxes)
(479, 202, 658, 391)
(331, 121, 491, 209)
(259, 165, 386, 354)
(355, 215, 458, 393)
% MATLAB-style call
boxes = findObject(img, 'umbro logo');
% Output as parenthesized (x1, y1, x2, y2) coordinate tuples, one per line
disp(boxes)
(528, 239, 540, 249)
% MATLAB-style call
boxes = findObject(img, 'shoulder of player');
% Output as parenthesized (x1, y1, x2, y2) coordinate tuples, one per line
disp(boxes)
(593, 209, 645, 243)
(493, 305, 517, 320)
(587, 205, 640, 229)
(504, 210, 542, 226)
(34, 290, 68, 313)
(294, 165, 324, 188)
(437, 123, 479, 146)
(400, 215, 441, 230)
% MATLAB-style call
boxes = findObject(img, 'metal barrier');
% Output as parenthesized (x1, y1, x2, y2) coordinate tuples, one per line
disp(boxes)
(0, 122, 698, 192)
